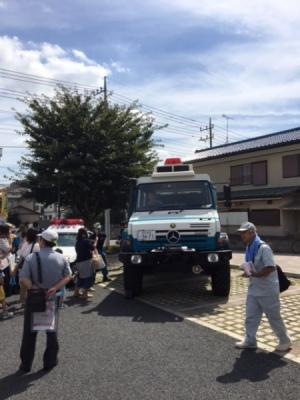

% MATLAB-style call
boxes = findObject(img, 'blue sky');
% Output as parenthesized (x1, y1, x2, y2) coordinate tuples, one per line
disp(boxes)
(1, 0, 300, 183)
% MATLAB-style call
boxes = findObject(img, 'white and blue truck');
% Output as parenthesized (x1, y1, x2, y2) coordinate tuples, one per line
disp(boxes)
(119, 158, 232, 298)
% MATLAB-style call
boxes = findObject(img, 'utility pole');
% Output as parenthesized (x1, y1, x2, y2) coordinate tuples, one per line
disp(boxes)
(199, 118, 214, 148)
(103, 76, 107, 103)
(209, 117, 213, 148)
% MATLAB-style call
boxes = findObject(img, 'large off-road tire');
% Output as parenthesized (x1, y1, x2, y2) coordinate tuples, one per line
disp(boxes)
(211, 260, 230, 297)
(123, 263, 143, 299)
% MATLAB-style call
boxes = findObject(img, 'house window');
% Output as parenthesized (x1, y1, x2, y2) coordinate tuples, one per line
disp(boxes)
(230, 164, 251, 185)
(230, 161, 267, 186)
(252, 161, 268, 185)
(282, 154, 300, 178)
(249, 209, 280, 226)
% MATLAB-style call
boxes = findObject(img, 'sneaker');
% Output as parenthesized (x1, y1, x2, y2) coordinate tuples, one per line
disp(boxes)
(235, 340, 257, 349)
(0, 312, 14, 320)
(275, 342, 292, 352)
(102, 276, 112, 282)
(81, 293, 93, 299)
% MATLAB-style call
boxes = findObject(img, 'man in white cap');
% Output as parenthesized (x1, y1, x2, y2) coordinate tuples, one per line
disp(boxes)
(235, 222, 291, 351)
(18, 228, 72, 373)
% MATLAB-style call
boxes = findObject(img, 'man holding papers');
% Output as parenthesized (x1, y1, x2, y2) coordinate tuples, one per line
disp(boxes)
(235, 222, 291, 352)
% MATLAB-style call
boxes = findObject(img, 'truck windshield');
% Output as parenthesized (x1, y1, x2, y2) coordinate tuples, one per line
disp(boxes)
(57, 233, 77, 247)
(135, 181, 213, 211)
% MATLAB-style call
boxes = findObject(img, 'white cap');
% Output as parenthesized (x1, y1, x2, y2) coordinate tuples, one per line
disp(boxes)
(94, 222, 102, 229)
(237, 222, 256, 232)
(40, 229, 58, 243)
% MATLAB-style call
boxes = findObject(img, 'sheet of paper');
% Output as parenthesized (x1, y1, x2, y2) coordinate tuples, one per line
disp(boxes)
(31, 300, 56, 332)
(240, 261, 253, 276)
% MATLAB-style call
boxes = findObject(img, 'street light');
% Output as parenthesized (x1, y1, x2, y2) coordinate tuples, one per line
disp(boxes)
(222, 114, 234, 144)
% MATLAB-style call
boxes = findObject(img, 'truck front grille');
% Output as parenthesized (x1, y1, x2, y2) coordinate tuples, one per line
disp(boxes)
(155, 229, 208, 240)
(189, 223, 210, 229)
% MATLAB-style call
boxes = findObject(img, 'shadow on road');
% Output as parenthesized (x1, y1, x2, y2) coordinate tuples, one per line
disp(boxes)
(0, 370, 47, 400)
(81, 290, 184, 323)
(216, 350, 287, 383)
(102, 273, 231, 312)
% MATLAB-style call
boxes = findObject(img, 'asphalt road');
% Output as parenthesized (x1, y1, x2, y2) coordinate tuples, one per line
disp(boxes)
(1, 287, 300, 400)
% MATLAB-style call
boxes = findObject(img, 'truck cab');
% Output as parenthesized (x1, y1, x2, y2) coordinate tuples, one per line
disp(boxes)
(119, 158, 232, 298)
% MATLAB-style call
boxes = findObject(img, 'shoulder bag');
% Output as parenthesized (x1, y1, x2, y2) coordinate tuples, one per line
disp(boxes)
(276, 265, 291, 293)
(91, 249, 105, 271)
(26, 252, 46, 312)
(255, 243, 291, 293)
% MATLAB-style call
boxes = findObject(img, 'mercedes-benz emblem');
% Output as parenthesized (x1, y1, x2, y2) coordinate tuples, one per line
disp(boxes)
(166, 230, 180, 244)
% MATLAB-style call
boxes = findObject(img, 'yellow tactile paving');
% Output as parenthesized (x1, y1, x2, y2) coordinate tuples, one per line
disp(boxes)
(100, 269, 300, 364)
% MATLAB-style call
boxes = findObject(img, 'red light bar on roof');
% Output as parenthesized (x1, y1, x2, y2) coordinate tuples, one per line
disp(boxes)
(51, 218, 84, 226)
(164, 158, 182, 165)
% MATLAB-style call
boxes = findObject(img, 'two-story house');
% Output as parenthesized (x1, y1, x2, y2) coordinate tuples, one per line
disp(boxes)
(189, 127, 300, 252)
(6, 184, 59, 225)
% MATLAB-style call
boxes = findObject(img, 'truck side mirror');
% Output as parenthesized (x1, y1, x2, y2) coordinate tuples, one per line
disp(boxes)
(223, 185, 231, 208)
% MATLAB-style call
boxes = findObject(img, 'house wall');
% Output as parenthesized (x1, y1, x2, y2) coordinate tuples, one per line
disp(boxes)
(193, 143, 300, 192)
(10, 207, 39, 224)
(192, 142, 300, 237)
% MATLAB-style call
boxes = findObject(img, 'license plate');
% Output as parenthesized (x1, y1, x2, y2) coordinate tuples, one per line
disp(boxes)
(137, 230, 156, 241)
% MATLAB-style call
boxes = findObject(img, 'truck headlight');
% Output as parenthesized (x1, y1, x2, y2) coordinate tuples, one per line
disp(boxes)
(192, 265, 203, 274)
(208, 253, 219, 263)
(131, 255, 142, 264)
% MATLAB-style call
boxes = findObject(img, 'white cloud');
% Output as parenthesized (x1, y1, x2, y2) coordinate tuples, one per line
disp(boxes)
(0, 35, 113, 180)
(72, 49, 96, 66)
(112, 0, 300, 134)
(161, 0, 300, 38)
(1, 2, 300, 174)
(111, 61, 130, 74)
(0, 36, 110, 92)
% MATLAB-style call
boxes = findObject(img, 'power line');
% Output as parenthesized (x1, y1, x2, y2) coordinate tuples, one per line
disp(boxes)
(0, 88, 204, 138)
(111, 93, 239, 144)
(0, 67, 254, 144)
(0, 145, 28, 148)
(0, 109, 16, 113)
(110, 91, 208, 126)
(0, 67, 97, 90)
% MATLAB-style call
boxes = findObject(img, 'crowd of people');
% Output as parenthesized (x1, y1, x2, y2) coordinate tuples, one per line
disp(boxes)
(0, 221, 111, 319)
(0, 219, 112, 372)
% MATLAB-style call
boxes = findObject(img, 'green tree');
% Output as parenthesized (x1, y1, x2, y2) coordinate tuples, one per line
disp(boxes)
(16, 87, 159, 227)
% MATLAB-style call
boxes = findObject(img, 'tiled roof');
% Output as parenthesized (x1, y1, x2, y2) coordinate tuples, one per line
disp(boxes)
(190, 127, 300, 162)
(217, 186, 300, 201)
